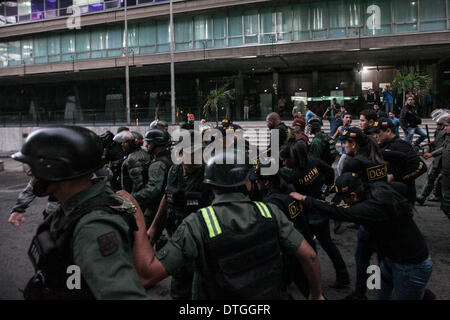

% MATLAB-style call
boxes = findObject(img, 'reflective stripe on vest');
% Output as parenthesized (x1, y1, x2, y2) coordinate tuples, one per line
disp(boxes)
(253, 201, 272, 219)
(200, 206, 222, 238)
(200, 202, 272, 238)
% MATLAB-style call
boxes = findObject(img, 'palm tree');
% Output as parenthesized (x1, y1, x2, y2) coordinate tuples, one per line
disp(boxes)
(203, 86, 234, 126)
(392, 71, 432, 107)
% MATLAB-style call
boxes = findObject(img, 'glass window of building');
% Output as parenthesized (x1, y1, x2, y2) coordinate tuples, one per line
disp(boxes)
(420, 0, 447, 31)
(392, 0, 418, 33)
(347, 0, 364, 37)
(34, 37, 48, 63)
(8, 41, 21, 66)
(0, 2, 5, 25)
(5, 1, 18, 24)
(365, 0, 391, 35)
(61, 33, 75, 61)
(156, 20, 169, 52)
(106, 25, 123, 56)
(213, 13, 227, 48)
(328, 0, 347, 38)
(127, 23, 139, 54)
(31, 0, 44, 20)
(260, 7, 276, 43)
(244, 10, 258, 44)
(91, 29, 106, 58)
(139, 21, 156, 54)
(293, 3, 310, 40)
(0, 43, 8, 67)
(194, 15, 213, 49)
(18, 0, 31, 22)
(310, 1, 327, 39)
(228, 12, 243, 46)
(175, 17, 193, 51)
(48, 35, 60, 62)
(21, 39, 33, 64)
(276, 6, 293, 41)
(45, 0, 58, 18)
(76, 30, 91, 59)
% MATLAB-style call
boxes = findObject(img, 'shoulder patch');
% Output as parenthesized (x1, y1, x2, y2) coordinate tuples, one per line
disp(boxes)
(151, 168, 161, 177)
(97, 232, 119, 256)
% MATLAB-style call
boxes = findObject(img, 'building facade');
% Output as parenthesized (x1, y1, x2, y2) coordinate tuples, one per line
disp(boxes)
(1, 0, 450, 125)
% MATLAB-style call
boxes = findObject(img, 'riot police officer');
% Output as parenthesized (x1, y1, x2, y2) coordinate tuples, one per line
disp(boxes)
(148, 135, 212, 300)
(12, 126, 147, 300)
(133, 128, 173, 228)
(127, 149, 325, 300)
(418, 116, 447, 204)
(114, 130, 151, 196)
(99, 130, 127, 191)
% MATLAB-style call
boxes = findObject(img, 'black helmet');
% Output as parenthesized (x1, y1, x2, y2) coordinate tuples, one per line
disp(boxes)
(12, 126, 104, 182)
(144, 128, 170, 146)
(99, 130, 114, 148)
(113, 130, 144, 149)
(204, 149, 251, 187)
(308, 118, 323, 129)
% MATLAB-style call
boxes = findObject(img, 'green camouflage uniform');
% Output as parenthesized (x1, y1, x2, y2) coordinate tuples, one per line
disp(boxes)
(133, 149, 172, 228)
(58, 178, 148, 299)
(440, 134, 450, 220)
(121, 148, 151, 195)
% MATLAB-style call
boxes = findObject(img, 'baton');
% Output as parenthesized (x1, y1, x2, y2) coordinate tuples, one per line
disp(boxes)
(425, 124, 431, 151)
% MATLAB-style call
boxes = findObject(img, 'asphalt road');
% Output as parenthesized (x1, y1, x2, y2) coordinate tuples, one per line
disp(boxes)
(0, 157, 449, 300)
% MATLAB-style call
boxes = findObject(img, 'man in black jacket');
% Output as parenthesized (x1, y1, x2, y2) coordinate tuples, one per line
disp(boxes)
(290, 172, 432, 300)
(400, 96, 427, 148)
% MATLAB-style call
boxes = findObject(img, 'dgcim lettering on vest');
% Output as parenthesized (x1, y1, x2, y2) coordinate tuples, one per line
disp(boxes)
(223, 305, 270, 315)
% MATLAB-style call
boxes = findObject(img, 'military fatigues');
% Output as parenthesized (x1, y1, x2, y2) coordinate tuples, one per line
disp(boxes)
(25, 178, 148, 300)
(133, 149, 172, 228)
(418, 127, 446, 201)
(436, 133, 450, 220)
(121, 148, 151, 195)
(156, 192, 304, 300)
(164, 164, 213, 300)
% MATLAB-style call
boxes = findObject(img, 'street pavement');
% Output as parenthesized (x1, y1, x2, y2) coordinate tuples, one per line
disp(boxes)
(0, 156, 449, 300)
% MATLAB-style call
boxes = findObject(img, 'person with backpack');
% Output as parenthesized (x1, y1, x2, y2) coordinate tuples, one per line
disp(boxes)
(132, 129, 173, 228)
(309, 118, 338, 166)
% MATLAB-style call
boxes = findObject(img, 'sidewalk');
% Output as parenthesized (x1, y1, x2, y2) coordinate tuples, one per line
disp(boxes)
(0, 156, 24, 172)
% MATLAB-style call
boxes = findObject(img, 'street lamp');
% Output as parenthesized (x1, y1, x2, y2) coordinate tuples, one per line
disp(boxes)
(124, 0, 131, 126)
(170, 0, 176, 125)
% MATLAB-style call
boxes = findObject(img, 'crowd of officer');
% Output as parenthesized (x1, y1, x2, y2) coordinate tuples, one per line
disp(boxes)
(7, 108, 450, 301)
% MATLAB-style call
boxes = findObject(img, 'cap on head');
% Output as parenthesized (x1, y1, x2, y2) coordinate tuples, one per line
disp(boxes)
(335, 172, 362, 195)
(308, 118, 323, 129)
(12, 126, 104, 182)
(372, 117, 395, 132)
(340, 127, 368, 146)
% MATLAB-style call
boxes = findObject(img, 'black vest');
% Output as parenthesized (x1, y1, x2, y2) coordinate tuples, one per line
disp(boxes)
(165, 165, 211, 234)
(24, 194, 137, 300)
(198, 203, 286, 300)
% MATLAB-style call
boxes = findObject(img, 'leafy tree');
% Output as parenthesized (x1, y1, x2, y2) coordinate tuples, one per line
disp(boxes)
(391, 72, 432, 108)
(203, 86, 234, 126)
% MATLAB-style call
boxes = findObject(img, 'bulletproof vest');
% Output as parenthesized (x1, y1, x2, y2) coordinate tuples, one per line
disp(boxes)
(165, 165, 210, 233)
(198, 202, 286, 300)
(316, 132, 337, 165)
(263, 191, 314, 247)
(24, 194, 138, 300)
(121, 148, 150, 193)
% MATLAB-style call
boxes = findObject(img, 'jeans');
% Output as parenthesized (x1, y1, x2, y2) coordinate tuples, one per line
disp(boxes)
(243, 106, 249, 120)
(354, 226, 377, 297)
(309, 219, 350, 283)
(337, 154, 347, 176)
(405, 126, 427, 146)
(385, 102, 394, 114)
(376, 256, 432, 300)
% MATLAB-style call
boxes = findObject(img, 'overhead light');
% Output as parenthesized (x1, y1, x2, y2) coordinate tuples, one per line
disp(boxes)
(239, 56, 257, 59)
